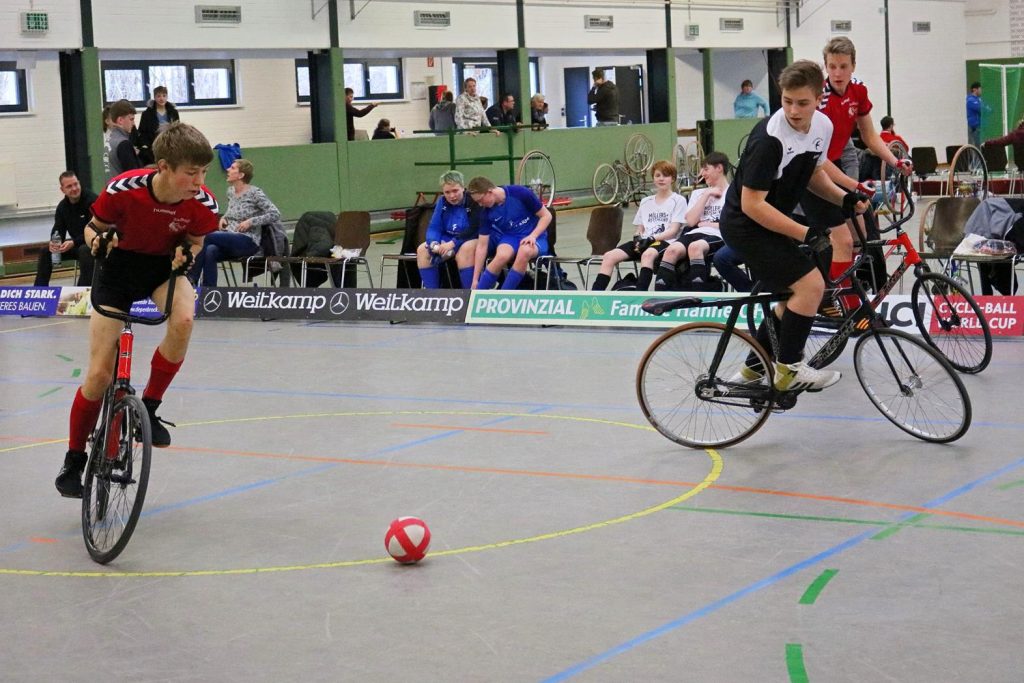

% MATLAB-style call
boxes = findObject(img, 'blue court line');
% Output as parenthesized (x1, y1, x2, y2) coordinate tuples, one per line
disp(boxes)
(541, 456, 1024, 682)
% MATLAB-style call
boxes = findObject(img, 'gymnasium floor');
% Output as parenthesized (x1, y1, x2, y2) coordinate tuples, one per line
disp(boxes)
(1, 208, 1022, 682)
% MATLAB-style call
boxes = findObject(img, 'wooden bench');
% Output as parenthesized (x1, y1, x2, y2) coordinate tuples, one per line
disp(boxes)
(0, 241, 76, 279)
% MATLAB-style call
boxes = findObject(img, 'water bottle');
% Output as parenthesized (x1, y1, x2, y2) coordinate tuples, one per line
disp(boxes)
(50, 230, 61, 266)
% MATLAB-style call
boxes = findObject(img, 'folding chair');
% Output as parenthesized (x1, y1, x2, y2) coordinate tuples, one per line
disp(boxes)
(380, 206, 433, 287)
(327, 211, 374, 288)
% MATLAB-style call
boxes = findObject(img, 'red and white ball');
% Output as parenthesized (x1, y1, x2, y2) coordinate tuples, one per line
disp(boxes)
(384, 516, 431, 564)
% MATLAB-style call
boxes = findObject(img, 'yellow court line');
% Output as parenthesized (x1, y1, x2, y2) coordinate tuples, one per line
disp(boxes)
(0, 319, 75, 334)
(0, 450, 722, 578)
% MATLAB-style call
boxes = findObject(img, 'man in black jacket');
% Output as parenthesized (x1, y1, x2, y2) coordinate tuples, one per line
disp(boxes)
(588, 69, 619, 126)
(35, 172, 97, 286)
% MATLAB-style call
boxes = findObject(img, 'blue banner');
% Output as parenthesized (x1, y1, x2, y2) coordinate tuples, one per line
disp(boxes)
(0, 286, 60, 316)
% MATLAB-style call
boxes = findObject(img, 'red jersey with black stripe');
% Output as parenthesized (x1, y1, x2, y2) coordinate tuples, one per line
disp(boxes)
(818, 77, 873, 162)
(92, 168, 219, 255)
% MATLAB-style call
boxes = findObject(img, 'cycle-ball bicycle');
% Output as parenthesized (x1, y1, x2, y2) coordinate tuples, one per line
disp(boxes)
(636, 193, 972, 448)
(81, 248, 180, 564)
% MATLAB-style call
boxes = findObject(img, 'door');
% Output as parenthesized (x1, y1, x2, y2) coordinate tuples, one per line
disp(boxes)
(563, 67, 591, 128)
(614, 65, 644, 125)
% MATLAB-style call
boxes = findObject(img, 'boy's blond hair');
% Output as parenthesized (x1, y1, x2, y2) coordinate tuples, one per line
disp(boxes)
(467, 176, 497, 194)
(823, 37, 856, 65)
(778, 60, 825, 95)
(152, 121, 214, 169)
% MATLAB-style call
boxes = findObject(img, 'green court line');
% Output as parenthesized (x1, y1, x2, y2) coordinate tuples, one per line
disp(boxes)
(71, 368, 81, 378)
(799, 569, 838, 605)
(56, 354, 73, 362)
(871, 513, 930, 541)
(36, 387, 62, 398)
(669, 506, 1024, 537)
(997, 479, 1024, 491)
(786, 644, 809, 683)
(375, 237, 400, 245)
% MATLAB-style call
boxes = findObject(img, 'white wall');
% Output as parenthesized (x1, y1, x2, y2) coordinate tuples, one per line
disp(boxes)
(0, 52, 69, 212)
(671, 6, 786, 49)
(0, 1, 83, 49)
(964, 0, 1011, 60)
(525, 5, 666, 49)
(91, 0, 328, 49)
(339, 2, 516, 49)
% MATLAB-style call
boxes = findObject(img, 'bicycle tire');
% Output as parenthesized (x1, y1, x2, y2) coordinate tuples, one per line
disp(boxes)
(593, 163, 619, 205)
(946, 144, 988, 199)
(911, 271, 992, 373)
(516, 149, 556, 208)
(879, 140, 909, 222)
(636, 323, 774, 449)
(82, 394, 152, 564)
(853, 329, 971, 443)
(624, 133, 654, 173)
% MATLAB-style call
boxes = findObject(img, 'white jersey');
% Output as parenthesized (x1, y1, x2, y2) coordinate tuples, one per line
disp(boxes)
(685, 184, 728, 239)
(632, 192, 687, 239)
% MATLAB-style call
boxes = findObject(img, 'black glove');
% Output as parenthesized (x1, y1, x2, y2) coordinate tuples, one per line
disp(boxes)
(171, 246, 195, 276)
(803, 226, 831, 254)
(842, 190, 869, 219)
(635, 237, 655, 253)
(93, 228, 118, 257)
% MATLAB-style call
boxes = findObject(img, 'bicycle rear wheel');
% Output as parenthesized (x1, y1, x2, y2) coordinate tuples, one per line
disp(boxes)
(911, 271, 992, 373)
(854, 329, 971, 443)
(82, 394, 152, 564)
(636, 323, 774, 449)
(516, 150, 556, 208)
(593, 163, 619, 205)
(624, 133, 654, 173)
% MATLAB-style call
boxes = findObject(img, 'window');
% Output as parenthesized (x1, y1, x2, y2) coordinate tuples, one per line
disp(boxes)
(345, 58, 403, 100)
(529, 58, 539, 98)
(295, 59, 310, 103)
(0, 62, 29, 113)
(101, 60, 236, 106)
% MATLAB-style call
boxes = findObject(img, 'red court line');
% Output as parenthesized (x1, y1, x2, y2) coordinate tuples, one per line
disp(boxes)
(390, 422, 550, 435)
(168, 444, 1024, 530)
(29, 537, 58, 544)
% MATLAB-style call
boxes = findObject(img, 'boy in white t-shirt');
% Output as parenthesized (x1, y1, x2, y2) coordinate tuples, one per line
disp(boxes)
(656, 151, 730, 291)
(591, 160, 687, 291)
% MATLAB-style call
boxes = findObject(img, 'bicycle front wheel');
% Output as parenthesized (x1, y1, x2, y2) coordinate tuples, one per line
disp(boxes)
(82, 394, 152, 564)
(911, 271, 992, 373)
(637, 323, 774, 449)
(854, 329, 971, 443)
(593, 163, 619, 205)
(624, 133, 654, 173)
(517, 150, 556, 208)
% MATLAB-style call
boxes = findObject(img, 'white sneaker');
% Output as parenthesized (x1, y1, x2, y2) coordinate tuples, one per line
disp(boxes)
(727, 365, 765, 385)
(773, 361, 841, 392)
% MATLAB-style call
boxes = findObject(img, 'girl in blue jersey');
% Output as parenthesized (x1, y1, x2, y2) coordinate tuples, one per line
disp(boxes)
(416, 170, 480, 288)
(467, 176, 553, 290)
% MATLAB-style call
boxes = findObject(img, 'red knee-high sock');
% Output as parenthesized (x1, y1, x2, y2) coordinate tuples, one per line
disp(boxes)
(143, 348, 183, 402)
(829, 260, 859, 311)
(69, 387, 103, 452)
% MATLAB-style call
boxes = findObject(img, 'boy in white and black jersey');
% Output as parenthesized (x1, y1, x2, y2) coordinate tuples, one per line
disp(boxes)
(591, 160, 686, 291)
(656, 151, 730, 291)
(719, 60, 868, 393)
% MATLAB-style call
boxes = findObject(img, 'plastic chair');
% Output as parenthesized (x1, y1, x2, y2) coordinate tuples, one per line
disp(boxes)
(554, 205, 625, 288)
(330, 211, 374, 288)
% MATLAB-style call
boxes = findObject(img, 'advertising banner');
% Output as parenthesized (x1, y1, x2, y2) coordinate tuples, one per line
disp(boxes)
(0, 286, 60, 316)
(195, 287, 469, 323)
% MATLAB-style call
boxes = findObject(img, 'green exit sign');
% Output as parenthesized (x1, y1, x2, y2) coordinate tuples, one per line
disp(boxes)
(21, 11, 49, 33)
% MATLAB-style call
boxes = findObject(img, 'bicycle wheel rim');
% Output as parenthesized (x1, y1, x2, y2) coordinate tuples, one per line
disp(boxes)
(853, 329, 971, 443)
(593, 163, 619, 205)
(517, 150, 556, 207)
(625, 133, 654, 173)
(636, 323, 774, 448)
(911, 272, 992, 373)
(82, 394, 152, 564)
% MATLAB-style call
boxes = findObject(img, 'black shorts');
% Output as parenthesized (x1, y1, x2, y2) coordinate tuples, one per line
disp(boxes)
(719, 222, 815, 292)
(799, 185, 845, 229)
(92, 249, 174, 312)
(612, 239, 672, 260)
(676, 232, 724, 254)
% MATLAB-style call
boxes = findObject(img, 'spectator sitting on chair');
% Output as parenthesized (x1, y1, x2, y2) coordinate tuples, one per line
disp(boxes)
(733, 79, 769, 119)
(486, 93, 518, 128)
(591, 160, 687, 291)
(469, 176, 552, 290)
(417, 170, 480, 289)
(372, 118, 399, 140)
(137, 86, 180, 165)
(345, 87, 379, 142)
(35, 171, 98, 287)
(429, 91, 456, 134)
(103, 99, 143, 181)
(656, 152, 730, 291)
(189, 158, 280, 288)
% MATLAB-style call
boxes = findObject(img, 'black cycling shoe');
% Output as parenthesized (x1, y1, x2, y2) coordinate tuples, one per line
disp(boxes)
(142, 398, 174, 448)
(55, 449, 88, 498)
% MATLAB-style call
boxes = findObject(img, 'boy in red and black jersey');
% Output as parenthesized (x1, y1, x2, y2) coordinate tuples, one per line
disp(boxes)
(56, 122, 220, 499)
(799, 37, 913, 312)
